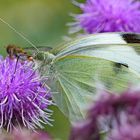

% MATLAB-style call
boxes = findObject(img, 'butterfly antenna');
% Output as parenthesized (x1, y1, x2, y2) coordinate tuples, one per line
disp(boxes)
(0, 17, 39, 52)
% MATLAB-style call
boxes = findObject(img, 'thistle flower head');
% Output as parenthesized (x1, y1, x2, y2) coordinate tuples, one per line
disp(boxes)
(12, 129, 52, 140)
(69, 0, 140, 34)
(0, 128, 52, 140)
(0, 57, 52, 131)
(70, 88, 140, 140)
(107, 122, 140, 140)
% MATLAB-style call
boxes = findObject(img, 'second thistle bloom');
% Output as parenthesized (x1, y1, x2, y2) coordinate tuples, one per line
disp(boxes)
(70, 88, 140, 140)
(0, 57, 52, 131)
(69, 0, 140, 34)
(0, 128, 52, 140)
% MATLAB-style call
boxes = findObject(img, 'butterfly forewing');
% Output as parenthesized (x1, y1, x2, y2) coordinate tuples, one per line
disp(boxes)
(55, 32, 128, 57)
(55, 33, 140, 73)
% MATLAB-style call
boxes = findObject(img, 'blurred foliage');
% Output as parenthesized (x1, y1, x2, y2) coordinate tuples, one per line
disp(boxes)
(46, 106, 70, 140)
(0, 0, 81, 53)
(0, 0, 84, 139)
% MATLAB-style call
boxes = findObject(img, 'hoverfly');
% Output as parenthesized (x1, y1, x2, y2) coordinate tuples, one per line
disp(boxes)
(5, 45, 34, 74)
(5, 44, 55, 74)
(6, 44, 33, 61)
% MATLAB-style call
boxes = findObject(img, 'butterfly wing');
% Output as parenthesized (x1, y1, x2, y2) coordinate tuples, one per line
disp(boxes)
(49, 33, 140, 122)
(56, 32, 140, 56)
(52, 56, 140, 122)
(56, 33, 140, 73)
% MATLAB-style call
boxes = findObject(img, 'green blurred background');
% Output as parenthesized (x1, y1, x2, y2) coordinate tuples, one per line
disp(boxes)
(0, 0, 83, 139)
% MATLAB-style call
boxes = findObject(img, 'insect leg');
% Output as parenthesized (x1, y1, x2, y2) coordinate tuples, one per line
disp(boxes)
(10, 56, 20, 83)
(13, 55, 20, 74)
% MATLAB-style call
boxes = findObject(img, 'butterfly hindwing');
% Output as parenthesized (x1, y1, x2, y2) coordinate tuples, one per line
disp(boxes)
(52, 55, 140, 122)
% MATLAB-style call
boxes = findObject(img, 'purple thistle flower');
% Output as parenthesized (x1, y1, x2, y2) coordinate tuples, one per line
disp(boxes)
(12, 128, 53, 140)
(0, 57, 52, 131)
(0, 128, 53, 140)
(107, 122, 140, 140)
(70, 88, 140, 140)
(69, 0, 140, 34)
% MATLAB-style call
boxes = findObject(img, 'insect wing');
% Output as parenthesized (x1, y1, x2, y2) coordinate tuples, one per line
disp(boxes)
(52, 55, 140, 122)
(56, 33, 140, 73)
(56, 32, 140, 55)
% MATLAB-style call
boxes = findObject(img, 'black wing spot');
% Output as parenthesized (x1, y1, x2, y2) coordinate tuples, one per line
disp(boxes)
(122, 33, 140, 43)
(114, 62, 128, 74)
(115, 62, 128, 68)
